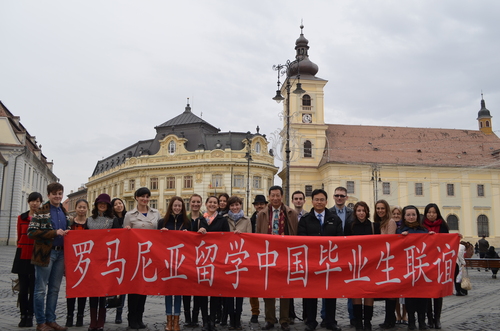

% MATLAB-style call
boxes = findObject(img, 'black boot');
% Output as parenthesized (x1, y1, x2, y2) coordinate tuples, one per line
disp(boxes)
(65, 314, 74, 327)
(18, 315, 27, 328)
(228, 313, 236, 330)
(25, 315, 33, 327)
(418, 311, 428, 330)
(220, 305, 228, 326)
(76, 314, 84, 327)
(433, 298, 442, 329)
(115, 308, 123, 324)
(192, 308, 200, 327)
(235, 314, 242, 330)
(426, 299, 434, 329)
(353, 304, 363, 331)
(185, 308, 193, 327)
(363, 305, 373, 330)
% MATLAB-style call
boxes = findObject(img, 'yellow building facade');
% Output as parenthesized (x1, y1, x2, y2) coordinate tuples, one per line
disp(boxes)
(280, 28, 499, 245)
(86, 102, 277, 216)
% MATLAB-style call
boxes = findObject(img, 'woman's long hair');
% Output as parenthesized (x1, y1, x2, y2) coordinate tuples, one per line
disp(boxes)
(111, 198, 127, 218)
(373, 199, 391, 229)
(164, 196, 190, 229)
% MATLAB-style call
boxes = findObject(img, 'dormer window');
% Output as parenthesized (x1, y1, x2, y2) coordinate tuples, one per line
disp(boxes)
(255, 142, 261, 154)
(168, 140, 176, 154)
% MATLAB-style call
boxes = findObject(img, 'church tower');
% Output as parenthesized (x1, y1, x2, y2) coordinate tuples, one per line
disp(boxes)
(477, 93, 493, 134)
(278, 25, 329, 198)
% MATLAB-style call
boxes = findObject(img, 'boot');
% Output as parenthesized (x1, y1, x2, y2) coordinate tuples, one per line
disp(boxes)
(433, 298, 442, 329)
(185, 308, 193, 327)
(417, 311, 428, 330)
(19, 315, 27, 328)
(89, 307, 98, 329)
(138, 313, 146, 329)
(235, 313, 242, 330)
(115, 308, 123, 324)
(192, 308, 199, 327)
(363, 305, 373, 330)
(426, 299, 434, 328)
(173, 315, 181, 331)
(25, 315, 33, 327)
(408, 313, 416, 331)
(166, 315, 173, 331)
(65, 314, 73, 327)
(129, 311, 139, 329)
(97, 307, 106, 328)
(220, 305, 228, 326)
(228, 313, 236, 330)
(353, 304, 363, 331)
(76, 314, 84, 327)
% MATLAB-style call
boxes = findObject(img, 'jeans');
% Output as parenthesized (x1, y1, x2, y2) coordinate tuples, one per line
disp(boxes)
(34, 250, 65, 324)
(165, 295, 182, 315)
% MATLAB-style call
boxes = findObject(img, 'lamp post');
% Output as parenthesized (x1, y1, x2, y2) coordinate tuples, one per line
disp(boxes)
(245, 132, 253, 215)
(272, 60, 305, 205)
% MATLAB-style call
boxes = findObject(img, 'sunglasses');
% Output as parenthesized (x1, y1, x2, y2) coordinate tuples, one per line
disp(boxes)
(334, 194, 346, 198)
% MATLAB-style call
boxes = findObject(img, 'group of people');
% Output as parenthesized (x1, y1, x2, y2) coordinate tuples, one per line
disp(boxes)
(12, 183, 470, 331)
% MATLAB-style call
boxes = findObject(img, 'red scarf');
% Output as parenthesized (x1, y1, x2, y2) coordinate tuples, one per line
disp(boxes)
(267, 204, 286, 235)
(423, 218, 443, 233)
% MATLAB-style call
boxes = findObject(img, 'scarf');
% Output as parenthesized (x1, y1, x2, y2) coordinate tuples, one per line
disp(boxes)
(204, 211, 218, 225)
(267, 204, 286, 235)
(423, 218, 443, 233)
(404, 220, 420, 229)
(228, 210, 244, 222)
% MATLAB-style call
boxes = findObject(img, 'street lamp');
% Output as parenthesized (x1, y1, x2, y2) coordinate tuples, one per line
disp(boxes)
(272, 59, 305, 205)
(245, 132, 253, 215)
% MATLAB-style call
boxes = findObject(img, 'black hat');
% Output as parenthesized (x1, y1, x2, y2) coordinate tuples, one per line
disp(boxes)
(252, 195, 268, 205)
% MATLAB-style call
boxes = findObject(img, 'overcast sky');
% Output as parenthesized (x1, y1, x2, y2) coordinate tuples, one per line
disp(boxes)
(2, 1, 500, 197)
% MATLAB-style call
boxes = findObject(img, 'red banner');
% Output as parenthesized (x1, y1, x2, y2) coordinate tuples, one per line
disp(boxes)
(64, 230, 459, 299)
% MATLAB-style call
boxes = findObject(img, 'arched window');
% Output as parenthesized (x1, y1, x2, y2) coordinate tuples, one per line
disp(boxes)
(302, 94, 311, 106)
(255, 142, 261, 154)
(477, 214, 489, 237)
(486, 120, 490, 127)
(304, 140, 312, 158)
(446, 214, 459, 231)
(480, 122, 483, 128)
(168, 140, 176, 154)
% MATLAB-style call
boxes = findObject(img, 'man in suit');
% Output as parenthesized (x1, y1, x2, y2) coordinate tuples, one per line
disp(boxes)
(329, 186, 354, 326)
(298, 189, 343, 331)
(256, 186, 298, 331)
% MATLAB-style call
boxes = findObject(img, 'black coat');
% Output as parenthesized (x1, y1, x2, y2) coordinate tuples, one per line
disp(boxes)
(190, 215, 209, 232)
(298, 208, 343, 236)
(207, 214, 230, 232)
(344, 219, 381, 236)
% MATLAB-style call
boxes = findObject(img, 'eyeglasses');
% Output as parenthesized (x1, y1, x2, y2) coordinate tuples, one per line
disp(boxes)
(334, 195, 346, 198)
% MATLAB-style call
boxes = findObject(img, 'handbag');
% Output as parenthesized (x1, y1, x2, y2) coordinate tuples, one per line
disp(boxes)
(105, 295, 122, 308)
(12, 278, 20, 294)
(461, 268, 472, 291)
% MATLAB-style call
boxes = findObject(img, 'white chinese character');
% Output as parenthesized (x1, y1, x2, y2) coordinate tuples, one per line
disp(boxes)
(162, 243, 188, 281)
(345, 245, 370, 283)
(257, 240, 279, 290)
(375, 242, 401, 285)
(224, 239, 250, 289)
(131, 241, 158, 282)
(101, 239, 126, 284)
(71, 240, 94, 288)
(314, 241, 342, 289)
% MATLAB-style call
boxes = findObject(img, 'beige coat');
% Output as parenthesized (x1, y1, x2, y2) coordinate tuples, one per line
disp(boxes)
(123, 206, 160, 229)
(226, 215, 252, 233)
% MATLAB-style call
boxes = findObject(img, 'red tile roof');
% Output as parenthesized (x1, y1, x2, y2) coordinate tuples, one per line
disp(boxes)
(320, 124, 500, 168)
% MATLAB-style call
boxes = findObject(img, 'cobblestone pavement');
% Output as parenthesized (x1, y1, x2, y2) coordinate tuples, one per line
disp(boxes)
(1, 245, 498, 330)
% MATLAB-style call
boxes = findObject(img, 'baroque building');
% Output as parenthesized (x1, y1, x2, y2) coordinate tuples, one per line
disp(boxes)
(279, 27, 500, 244)
(86, 102, 277, 215)
(0, 101, 58, 245)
